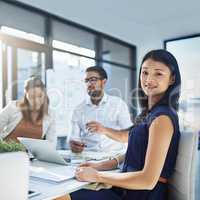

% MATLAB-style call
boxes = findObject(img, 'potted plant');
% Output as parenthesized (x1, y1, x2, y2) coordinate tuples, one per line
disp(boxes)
(0, 140, 26, 153)
(0, 140, 29, 200)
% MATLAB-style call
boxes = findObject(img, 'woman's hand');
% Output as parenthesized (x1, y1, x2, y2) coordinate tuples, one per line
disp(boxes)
(75, 167, 100, 182)
(79, 162, 103, 170)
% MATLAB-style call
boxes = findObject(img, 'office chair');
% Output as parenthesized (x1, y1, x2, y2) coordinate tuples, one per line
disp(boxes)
(168, 130, 199, 200)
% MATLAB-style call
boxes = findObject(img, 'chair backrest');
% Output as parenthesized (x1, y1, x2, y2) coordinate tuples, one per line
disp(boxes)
(0, 152, 29, 200)
(168, 130, 199, 200)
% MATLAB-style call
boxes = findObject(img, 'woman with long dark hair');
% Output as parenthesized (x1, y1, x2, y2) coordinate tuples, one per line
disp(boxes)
(69, 49, 181, 200)
(0, 76, 56, 147)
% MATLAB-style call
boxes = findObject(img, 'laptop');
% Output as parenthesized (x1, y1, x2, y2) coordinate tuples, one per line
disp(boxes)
(28, 190, 41, 198)
(18, 138, 77, 183)
(18, 137, 69, 165)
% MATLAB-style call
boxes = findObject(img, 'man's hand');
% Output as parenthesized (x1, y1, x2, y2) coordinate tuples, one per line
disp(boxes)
(69, 140, 86, 153)
(86, 121, 106, 134)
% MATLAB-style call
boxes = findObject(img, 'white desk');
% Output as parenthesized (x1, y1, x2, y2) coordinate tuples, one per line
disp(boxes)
(29, 161, 89, 200)
(29, 150, 122, 200)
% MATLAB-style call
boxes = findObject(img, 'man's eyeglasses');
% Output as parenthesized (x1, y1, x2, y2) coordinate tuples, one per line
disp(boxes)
(84, 77, 103, 84)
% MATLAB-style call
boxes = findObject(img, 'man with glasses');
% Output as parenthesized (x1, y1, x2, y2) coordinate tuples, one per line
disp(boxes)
(68, 66, 132, 153)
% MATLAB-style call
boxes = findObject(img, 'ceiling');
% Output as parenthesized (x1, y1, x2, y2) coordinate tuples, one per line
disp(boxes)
(16, 0, 200, 43)
(73, 0, 200, 39)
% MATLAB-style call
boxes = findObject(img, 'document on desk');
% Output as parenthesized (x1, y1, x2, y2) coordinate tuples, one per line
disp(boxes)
(30, 165, 76, 183)
(59, 150, 123, 162)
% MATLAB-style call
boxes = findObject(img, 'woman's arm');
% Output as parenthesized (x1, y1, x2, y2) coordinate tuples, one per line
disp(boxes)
(86, 121, 129, 143)
(80, 154, 125, 171)
(76, 115, 174, 190)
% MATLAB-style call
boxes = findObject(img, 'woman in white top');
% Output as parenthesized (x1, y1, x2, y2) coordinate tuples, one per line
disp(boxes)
(0, 76, 56, 147)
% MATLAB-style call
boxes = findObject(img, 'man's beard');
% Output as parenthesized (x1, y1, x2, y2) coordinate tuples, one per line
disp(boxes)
(88, 90, 102, 98)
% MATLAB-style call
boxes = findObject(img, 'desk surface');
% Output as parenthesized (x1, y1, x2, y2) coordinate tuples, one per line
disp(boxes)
(29, 150, 122, 200)
(29, 161, 89, 200)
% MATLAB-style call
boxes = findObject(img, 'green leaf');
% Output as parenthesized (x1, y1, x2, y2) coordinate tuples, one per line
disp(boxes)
(0, 140, 26, 153)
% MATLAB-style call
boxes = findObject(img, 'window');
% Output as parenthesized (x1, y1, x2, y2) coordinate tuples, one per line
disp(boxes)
(17, 49, 45, 99)
(47, 50, 95, 136)
(52, 20, 95, 53)
(0, 1, 45, 40)
(166, 36, 200, 129)
(103, 63, 134, 106)
(102, 39, 131, 65)
(0, 41, 3, 108)
(53, 40, 95, 58)
(0, 1, 136, 142)
(1, 26, 44, 44)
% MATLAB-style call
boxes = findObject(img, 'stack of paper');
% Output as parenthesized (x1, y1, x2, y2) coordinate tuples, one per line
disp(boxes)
(30, 166, 75, 182)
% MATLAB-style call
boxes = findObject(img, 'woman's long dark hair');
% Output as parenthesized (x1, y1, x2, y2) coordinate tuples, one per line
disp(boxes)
(19, 76, 49, 124)
(135, 49, 181, 124)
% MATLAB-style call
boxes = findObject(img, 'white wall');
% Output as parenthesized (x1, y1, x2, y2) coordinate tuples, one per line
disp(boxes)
(17, 0, 163, 66)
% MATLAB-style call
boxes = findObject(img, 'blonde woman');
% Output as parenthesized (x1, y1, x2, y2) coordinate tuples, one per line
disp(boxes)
(0, 76, 56, 147)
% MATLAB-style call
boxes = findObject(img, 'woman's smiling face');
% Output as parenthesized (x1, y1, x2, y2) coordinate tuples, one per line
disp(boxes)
(140, 59, 174, 98)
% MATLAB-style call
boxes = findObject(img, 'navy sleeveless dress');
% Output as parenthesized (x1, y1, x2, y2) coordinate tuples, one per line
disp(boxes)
(71, 105, 180, 200)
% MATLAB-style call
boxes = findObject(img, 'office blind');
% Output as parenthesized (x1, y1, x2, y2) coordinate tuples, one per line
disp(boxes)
(0, 1, 45, 36)
(52, 20, 95, 50)
(102, 39, 131, 65)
